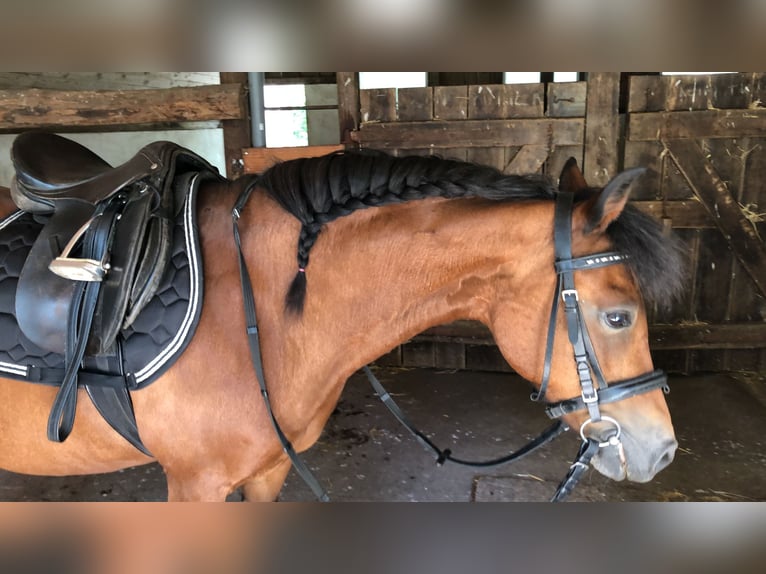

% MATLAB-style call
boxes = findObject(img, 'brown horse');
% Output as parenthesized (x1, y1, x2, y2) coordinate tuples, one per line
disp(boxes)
(0, 152, 684, 501)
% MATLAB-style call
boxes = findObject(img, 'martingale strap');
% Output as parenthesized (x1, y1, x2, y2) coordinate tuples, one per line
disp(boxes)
(364, 366, 567, 468)
(232, 183, 329, 503)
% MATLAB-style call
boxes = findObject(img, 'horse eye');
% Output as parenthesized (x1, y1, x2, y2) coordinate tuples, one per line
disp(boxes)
(604, 311, 632, 329)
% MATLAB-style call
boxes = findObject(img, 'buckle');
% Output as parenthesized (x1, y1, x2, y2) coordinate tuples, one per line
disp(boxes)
(582, 390, 599, 404)
(561, 288, 579, 302)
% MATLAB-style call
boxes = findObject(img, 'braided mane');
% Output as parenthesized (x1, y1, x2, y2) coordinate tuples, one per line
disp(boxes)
(257, 150, 555, 313)
(257, 149, 685, 316)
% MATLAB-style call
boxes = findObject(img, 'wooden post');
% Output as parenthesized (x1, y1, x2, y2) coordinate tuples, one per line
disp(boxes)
(219, 73, 251, 179)
(336, 72, 360, 147)
(583, 73, 621, 186)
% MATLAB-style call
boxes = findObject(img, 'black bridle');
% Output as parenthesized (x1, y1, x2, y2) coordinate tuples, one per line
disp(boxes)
(233, 185, 669, 502)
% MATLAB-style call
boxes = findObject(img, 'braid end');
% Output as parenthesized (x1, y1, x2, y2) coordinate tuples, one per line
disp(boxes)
(285, 269, 308, 314)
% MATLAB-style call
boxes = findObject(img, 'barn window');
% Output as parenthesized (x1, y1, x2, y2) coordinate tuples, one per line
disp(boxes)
(358, 72, 427, 89)
(263, 84, 308, 147)
(263, 82, 340, 148)
(504, 72, 581, 84)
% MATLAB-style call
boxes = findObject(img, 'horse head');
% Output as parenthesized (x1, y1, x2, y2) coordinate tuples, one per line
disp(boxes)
(489, 158, 685, 484)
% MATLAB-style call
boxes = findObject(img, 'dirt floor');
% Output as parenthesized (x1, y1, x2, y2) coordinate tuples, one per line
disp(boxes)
(1, 368, 764, 502)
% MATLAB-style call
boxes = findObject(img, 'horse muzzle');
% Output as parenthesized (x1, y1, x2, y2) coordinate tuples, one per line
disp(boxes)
(590, 426, 677, 483)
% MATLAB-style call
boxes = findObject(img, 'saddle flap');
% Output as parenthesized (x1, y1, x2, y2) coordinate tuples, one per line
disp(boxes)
(15, 203, 96, 354)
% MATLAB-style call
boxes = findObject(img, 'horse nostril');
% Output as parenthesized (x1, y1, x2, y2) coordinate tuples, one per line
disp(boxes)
(653, 439, 677, 474)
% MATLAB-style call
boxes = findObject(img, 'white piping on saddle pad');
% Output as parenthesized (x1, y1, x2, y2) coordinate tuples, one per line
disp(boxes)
(134, 173, 202, 384)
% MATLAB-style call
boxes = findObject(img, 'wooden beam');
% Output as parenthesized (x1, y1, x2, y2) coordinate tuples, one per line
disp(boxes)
(241, 145, 345, 174)
(628, 108, 766, 141)
(664, 139, 766, 298)
(219, 73, 251, 179)
(336, 72, 359, 146)
(0, 84, 245, 131)
(631, 200, 713, 228)
(350, 118, 583, 149)
(583, 73, 621, 186)
(413, 320, 766, 350)
(504, 144, 548, 174)
(649, 323, 766, 350)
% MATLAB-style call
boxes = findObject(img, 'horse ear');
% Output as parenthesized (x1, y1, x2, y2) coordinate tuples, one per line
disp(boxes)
(583, 167, 647, 234)
(558, 157, 589, 193)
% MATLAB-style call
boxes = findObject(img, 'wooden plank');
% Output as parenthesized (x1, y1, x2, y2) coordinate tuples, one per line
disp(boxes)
(241, 144, 345, 174)
(351, 118, 584, 149)
(414, 321, 766, 350)
(628, 108, 766, 141)
(402, 341, 436, 368)
(468, 84, 544, 119)
(623, 140, 663, 200)
(547, 82, 587, 117)
(649, 323, 766, 350)
(219, 73, 251, 179)
(397, 87, 433, 121)
(433, 86, 468, 120)
(664, 139, 766, 299)
(468, 85, 506, 119)
(632, 200, 713, 228)
(465, 345, 513, 372)
(375, 346, 402, 367)
(628, 75, 668, 113)
(693, 228, 735, 323)
(583, 73, 621, 186)
(359, 88, 396, 123)
(0, 85, 245, 130)
(629, 73, 753, 113)
(546, 145, 584, 181)
(434, 342, 466, 370)
(729, 137, 766, 322)
(504, 144, 549, 174)
(336, 72, 360, 145)
(0, 72, 221, 91)
(467, 148, 504, 171)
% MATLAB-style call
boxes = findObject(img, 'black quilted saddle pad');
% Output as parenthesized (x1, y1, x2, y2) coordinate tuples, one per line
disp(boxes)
(0, 174, 205, 390)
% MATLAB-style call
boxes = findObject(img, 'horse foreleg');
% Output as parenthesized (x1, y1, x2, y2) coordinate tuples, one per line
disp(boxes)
(165, 469, 233, 502)
(240, 457, 292, 502)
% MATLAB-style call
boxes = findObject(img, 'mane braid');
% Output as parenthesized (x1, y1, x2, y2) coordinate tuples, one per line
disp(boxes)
(259, 150, 555, 314)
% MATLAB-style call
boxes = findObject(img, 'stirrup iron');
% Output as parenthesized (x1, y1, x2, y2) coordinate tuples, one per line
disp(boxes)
(48, 218, 110, 282)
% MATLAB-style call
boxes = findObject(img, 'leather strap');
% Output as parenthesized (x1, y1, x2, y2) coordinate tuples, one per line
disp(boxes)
(545, 370, 668, 419)
(364, 366, 567, 468)
(47, 197, 123, 442)
(233, 183, 329, 502)
(550, 438, 600, 502)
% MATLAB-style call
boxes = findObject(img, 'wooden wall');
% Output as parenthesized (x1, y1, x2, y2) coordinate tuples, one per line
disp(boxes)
(341, 72, 766, 374)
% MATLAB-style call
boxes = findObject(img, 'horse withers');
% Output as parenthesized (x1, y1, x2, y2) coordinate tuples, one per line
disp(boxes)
(0, 143, 685, 501)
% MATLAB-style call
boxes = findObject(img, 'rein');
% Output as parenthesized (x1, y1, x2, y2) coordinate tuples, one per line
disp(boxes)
(232, 184, 668, 502)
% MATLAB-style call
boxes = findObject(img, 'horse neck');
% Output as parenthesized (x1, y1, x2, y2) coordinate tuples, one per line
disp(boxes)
(247, 194, 553, 384)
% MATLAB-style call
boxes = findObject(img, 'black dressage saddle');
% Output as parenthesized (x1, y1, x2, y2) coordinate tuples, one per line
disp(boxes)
(12, 132, 215, 355)
(9, 131, 220, 443)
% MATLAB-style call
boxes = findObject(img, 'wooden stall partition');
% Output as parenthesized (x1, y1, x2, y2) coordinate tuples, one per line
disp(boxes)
(349, 73, 766, 374)
(349, 77, 593, 371)
(626, 73, 766, 373)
